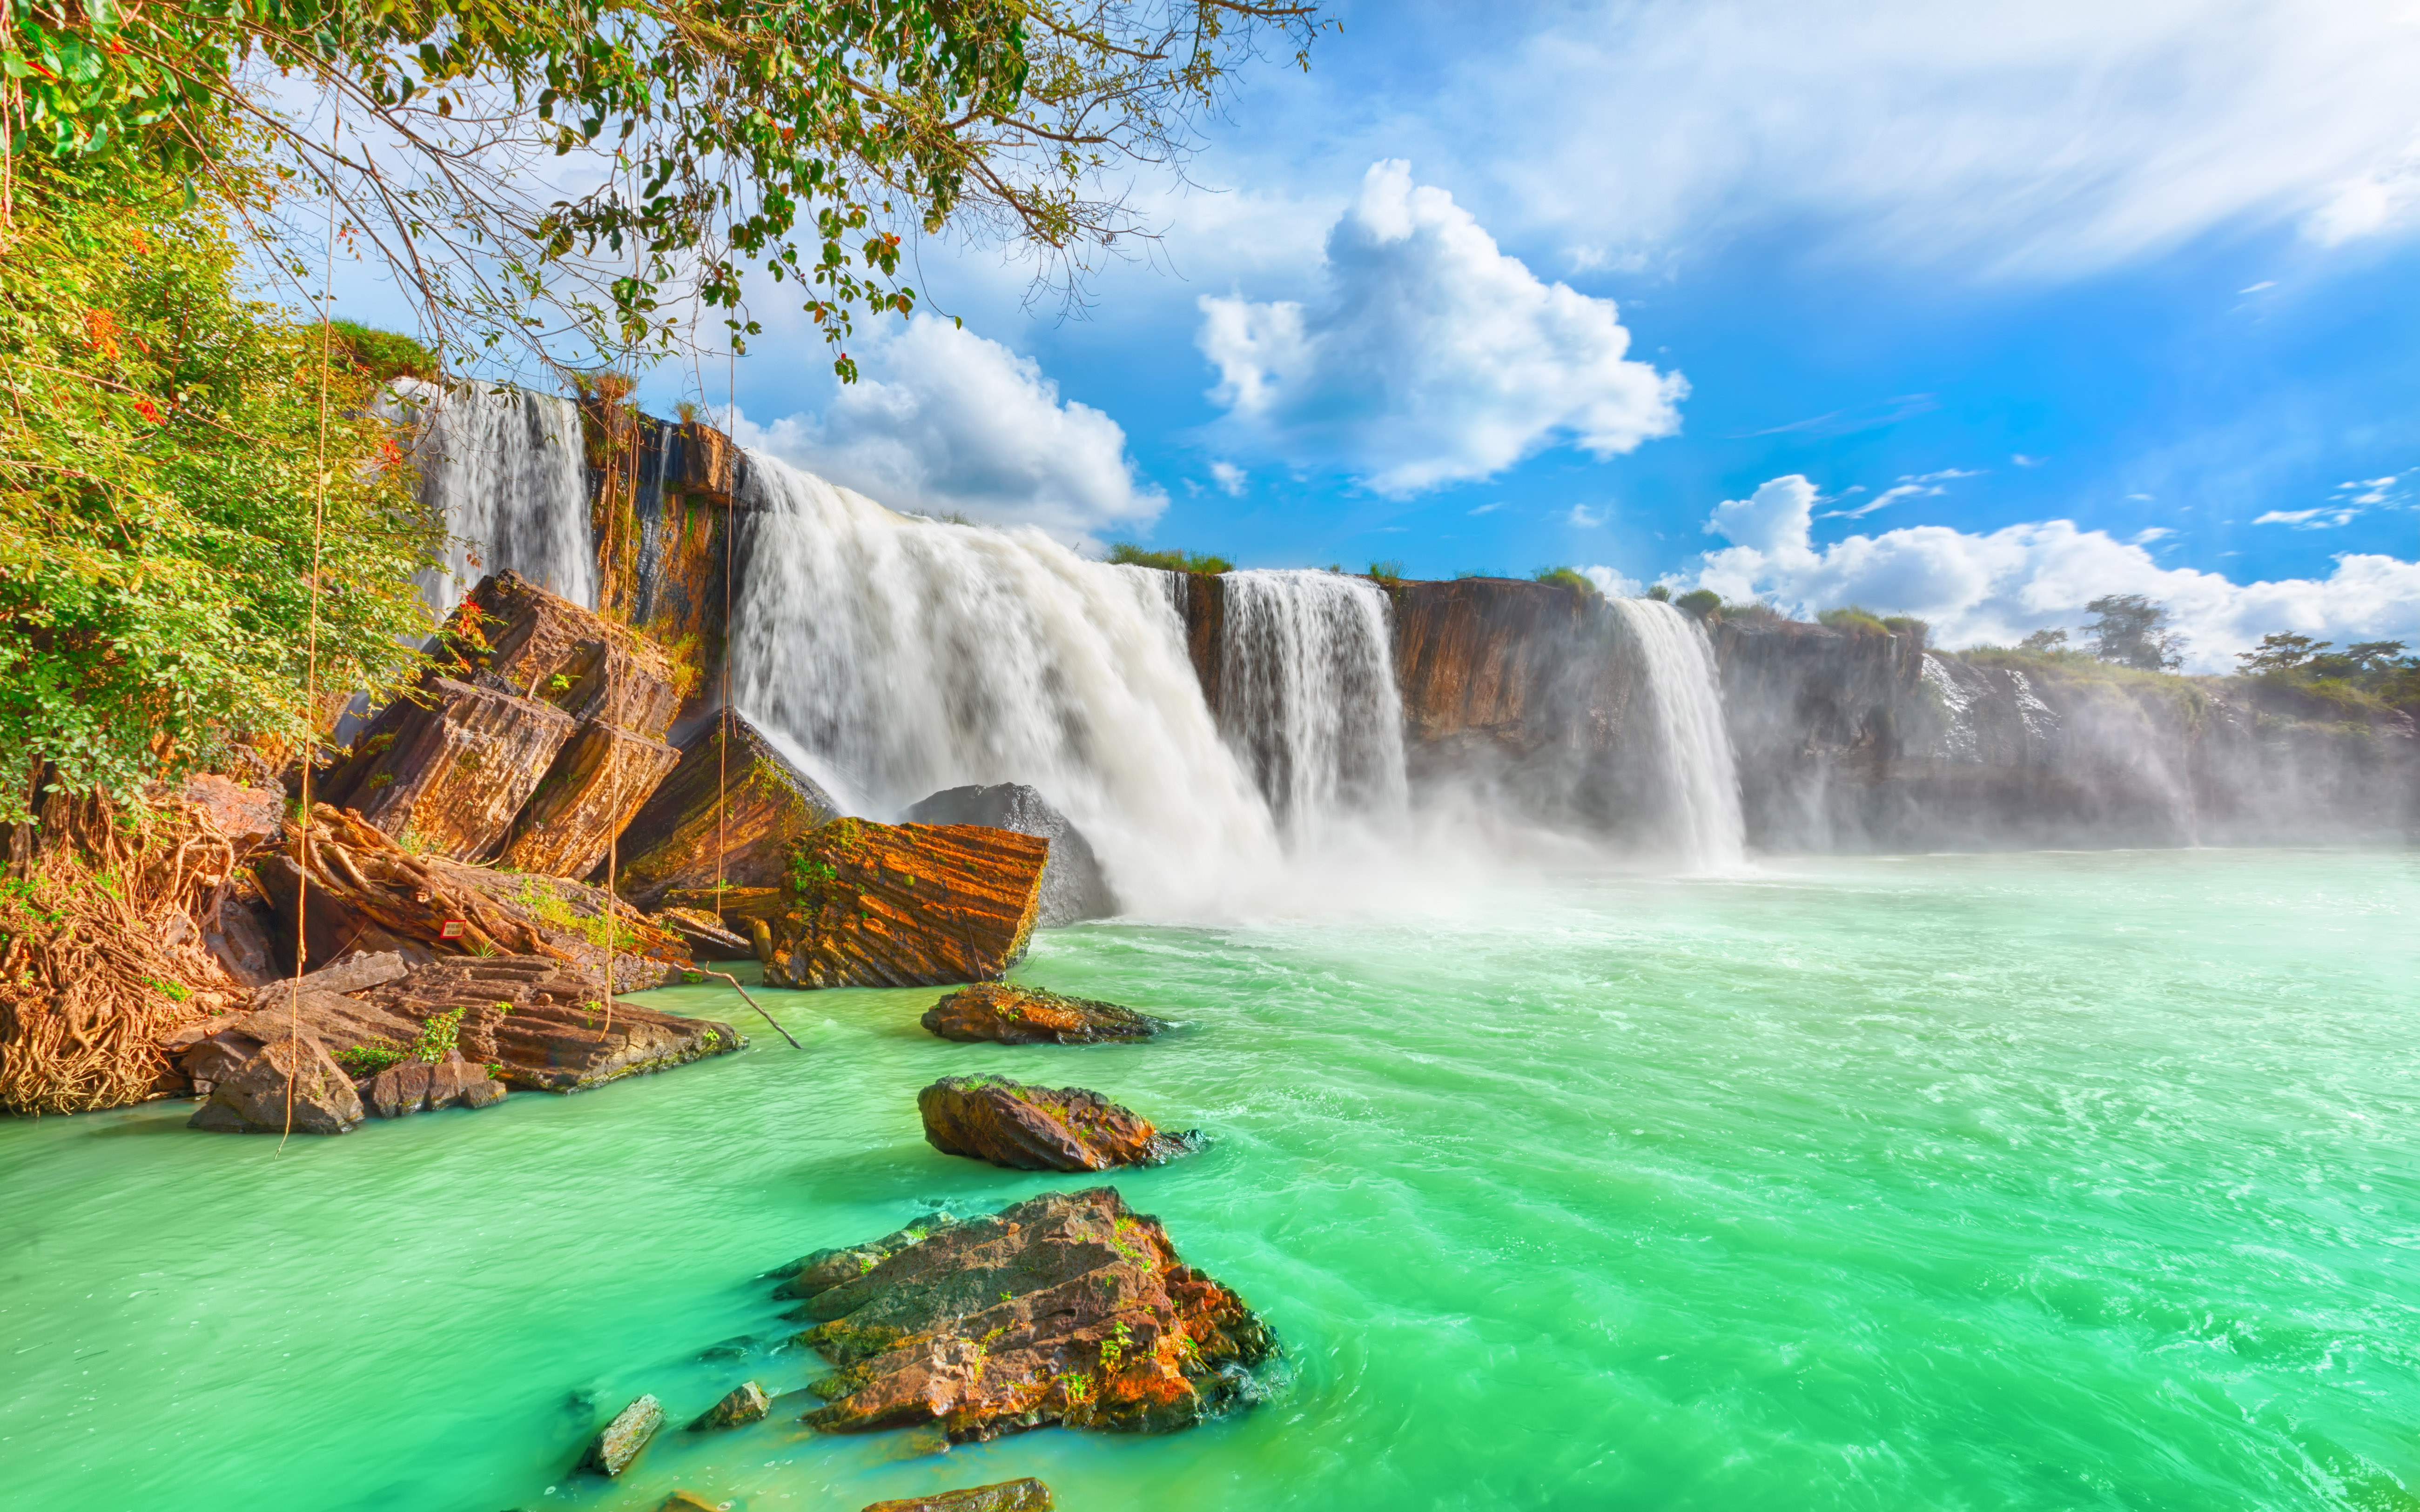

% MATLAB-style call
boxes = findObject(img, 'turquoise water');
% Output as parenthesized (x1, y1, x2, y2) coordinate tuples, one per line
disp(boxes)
(4, 848, 2417, 1511)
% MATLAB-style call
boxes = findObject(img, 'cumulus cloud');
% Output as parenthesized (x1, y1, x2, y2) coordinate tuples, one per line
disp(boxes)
(1196, 161, 1686, 495)
(1452, 0, 2420, 275)
(735, 316, 1163, 542)
(1208, 461, 1248, 497)
(1668, 474, 2420, 671)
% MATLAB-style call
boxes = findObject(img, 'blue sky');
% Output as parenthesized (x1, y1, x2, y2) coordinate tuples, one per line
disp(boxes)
(389, 0, 2420, 670)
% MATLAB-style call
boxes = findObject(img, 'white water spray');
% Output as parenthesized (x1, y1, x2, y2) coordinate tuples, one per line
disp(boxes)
(1215, 571, 1409, 845)
(1611, 598, 1746, 869)
(387, 380, 594, 615)
(727, 456, 1279, 914)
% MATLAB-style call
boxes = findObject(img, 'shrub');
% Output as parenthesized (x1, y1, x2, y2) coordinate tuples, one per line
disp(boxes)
(1366, 560, 1407, 583)
(1532, 566, 1599, 595)
(1817, 606, 1889, 635)
(1106, 543, 1233, 575)
(1674, 589, 1722, 618)
(328, 320, 438, 384)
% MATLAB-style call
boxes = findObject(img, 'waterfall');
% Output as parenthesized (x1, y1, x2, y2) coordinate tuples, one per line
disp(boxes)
(1610, 598, 1746, 869)
(1215, 571, 1409, 845)
(387, 379, 594, 615)
(727, 456, 1279, 915)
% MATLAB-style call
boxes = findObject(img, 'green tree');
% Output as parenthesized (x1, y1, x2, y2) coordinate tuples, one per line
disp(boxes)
(2234, 632, 2326, 674)
(2083, 593, 2184, 671)
(0, 149, 438, 822)
(5, 0, 1325, 377)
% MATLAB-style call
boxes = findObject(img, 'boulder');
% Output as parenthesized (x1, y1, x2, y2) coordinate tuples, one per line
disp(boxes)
(186, 1030, 365, 1135)
(761, 819, 1049, 990)
(246, 950, 411, 1007)
(614, 713, 840, 912)
(497, 719, 681, 879)
(785, 1188, 1274, 1441)
(200, 888, 282, 988)
(581, 1394, 664, 1477)
(687, 1381, 770, 1431)
(312, 676, 578, 859)
(659, 1495, 725, 1512)
(921, 983, 1169, 1046)
(440, 570, 682, 740)
(900, 785, 1116, 927)
(183, 772, 285, 851)
(862, 1480, 1054, 1512)
(916, 1077, 1196, 1173)
(361, 1053, 507, 1118)
(773, 1212, 961, 1302)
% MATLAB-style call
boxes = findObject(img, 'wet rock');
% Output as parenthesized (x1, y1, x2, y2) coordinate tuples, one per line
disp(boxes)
(659, 1494, 725, 1512)
(615, 713, 840, 912)
(861, 1479, 1054, 1512)
(687, 1381, 770, 1430)
(581, 1393, 664, 1477)
(788, 1187, 1274, 1442)
(901, 785, 1116, 927)
(761, 819, 1049, 990)
(773, 1212, 961, 1301)
(498, 719, 681, 879)
(362, 1052, 507, 1117)
(917, 1077, 1195, 1173)
(186, 1030, 365, 1135)
(313, 676, 579, 860)
(921, 983, 1168, 1046)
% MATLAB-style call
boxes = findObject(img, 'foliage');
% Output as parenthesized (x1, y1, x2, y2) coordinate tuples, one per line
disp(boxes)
(1673, 588, 1721, 619)
(2231, 633, 2419, 721)
(336, 1040, 405, 1078)
(1532, 566, 1598, 596)
(409, 1006, 466, 1062)
(1644, 583, 1672, 602)
(0, 150, 439, 822)
(2018, 627, 2070, 654)
(1106, 542, 1232, 575)
(1817, 605, 1888, 635)
(2083, 593, 2184, 671)
(5, 0, 1327, 377)
(1365, 560, 1406, 583)
(327, 319, 436, 383)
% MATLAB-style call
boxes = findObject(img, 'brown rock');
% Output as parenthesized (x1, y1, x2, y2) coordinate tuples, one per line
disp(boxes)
(773, 1212, 961, 1301)
(497, 719, 681, 879)
(182, 773, 284, 851)
(313, 676, 578, 859)
(439, 571, 682, 740)
(921, 983, 1169, 1046)
(668, 419, 737, 506)
(614, 713, 840, 911)
(687, 1380, 770, 1431)
(761, 819, 1049, 990)
(186, 1030, 365, 1135)
(788, 1188, 1274, 1442)
(917, 1077, 1195, 1172)
(361, 1052, 508, 1117)
(861, 1479, 1054, 1512)
(582, 1393, 664, 1477)
(658, 1494, 725, 1512)
(356, 955, 742, 1092)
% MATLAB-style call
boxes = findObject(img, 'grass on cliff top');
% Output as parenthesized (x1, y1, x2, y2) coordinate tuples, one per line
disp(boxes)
(1107, 543, 1234, 575)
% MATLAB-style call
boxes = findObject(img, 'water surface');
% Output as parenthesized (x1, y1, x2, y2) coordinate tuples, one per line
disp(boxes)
(4, 849, 2415, 1510)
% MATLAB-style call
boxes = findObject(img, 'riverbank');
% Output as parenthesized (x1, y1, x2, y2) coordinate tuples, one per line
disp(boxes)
(5, 848, 2412, 1511)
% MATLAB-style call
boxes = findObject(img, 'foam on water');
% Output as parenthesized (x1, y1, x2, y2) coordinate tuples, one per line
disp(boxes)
(6, 849, 2413, 1512)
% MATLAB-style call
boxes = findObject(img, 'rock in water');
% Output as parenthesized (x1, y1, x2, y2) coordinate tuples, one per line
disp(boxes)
(772, 1212, 961, 1301)
(187, 1031, 365, 1135)
(917, 1077, 1196, 1173)
(761, 820, 1049, 989)
(362, 1053, 508, 1118)
(921, 983, 1169, 1046)
(313, 676, 578, 860)
(582, 1394, 664, 1477)
(687, 1381, 770, 1431)
(615, 713, 841, 913)
(789, 1189, 1274, 1441)
(861, 1480, 1055, 1512)
(901, 785, 1116, 927)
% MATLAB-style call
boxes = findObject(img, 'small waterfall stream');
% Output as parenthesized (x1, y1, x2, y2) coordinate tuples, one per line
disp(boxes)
(1215, 571, 1409, 845)
(1611, 598, 1747, 869)
(387, 380, 594, 616)
(727, 456, 1279, 914)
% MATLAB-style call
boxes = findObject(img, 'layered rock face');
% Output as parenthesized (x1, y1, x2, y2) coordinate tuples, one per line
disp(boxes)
(917, 1077, 1196, 1171)
(901, 785, 1116, 926)
(615, 713, 841, 914)
(761, 819, 1049, 989)
(780, 1188, 1276, 1441)
(187, 1030, 365, 1135)
(921, 983, 1169, 1046)
(862, 1481, 1053, 1512)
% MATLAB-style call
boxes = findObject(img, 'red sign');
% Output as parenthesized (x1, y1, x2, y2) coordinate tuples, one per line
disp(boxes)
(438, 919, 466, 940)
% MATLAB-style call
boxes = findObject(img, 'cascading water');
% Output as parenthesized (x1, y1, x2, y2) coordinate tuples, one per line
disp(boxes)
(1215, 571, 1409, 845)
(727, 455, 1279, 915)
(386, 379, 594, 615)
(1610, 598, 1746, 869)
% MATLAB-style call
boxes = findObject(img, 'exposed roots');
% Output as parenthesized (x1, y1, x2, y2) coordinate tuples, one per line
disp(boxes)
(0, 795, 250, 1116)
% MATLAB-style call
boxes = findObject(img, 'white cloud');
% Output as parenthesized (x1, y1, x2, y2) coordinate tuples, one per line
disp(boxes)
(1436, 1, 2420, 275)
(2253, 507, 2359, 530)
(2131, 527, 2175, 544)
(1684, 474, 2420, 670)
(1468, 501, 1509, 516)
(733, 316, 1163, 543)
(2239, 281, 2278, 294)
(1818, 467, 1982, 520)
(1581, 565, 1643, 598)
(1567, 503, 1607, 528)
(1197, 161, 1686, 495)
(1208, 461, 1248, 497)
(2012, 454, 2046, 467)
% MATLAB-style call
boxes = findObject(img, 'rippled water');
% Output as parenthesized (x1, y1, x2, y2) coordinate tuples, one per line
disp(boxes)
(5, 849, 2416, 1511)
